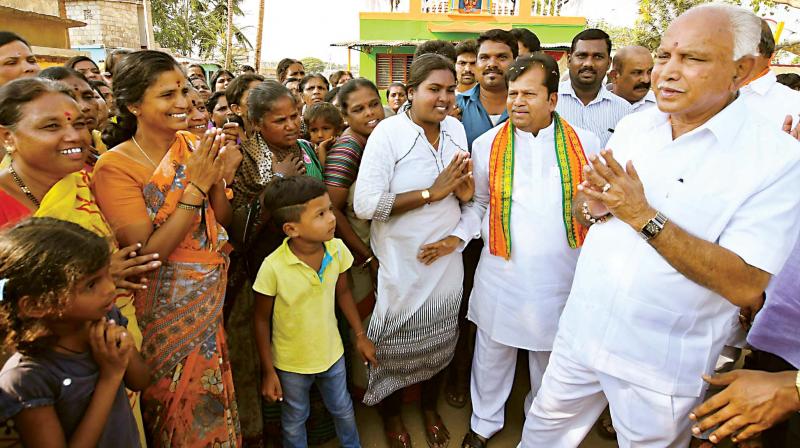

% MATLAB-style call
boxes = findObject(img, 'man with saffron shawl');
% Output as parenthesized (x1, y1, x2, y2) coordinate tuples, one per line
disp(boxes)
(453, 54, 600, 448)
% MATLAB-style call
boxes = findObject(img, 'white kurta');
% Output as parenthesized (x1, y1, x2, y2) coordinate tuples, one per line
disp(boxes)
(354, 112, 469, 405)
(740, 70, 800, 129)
(454, 120, 601, 351)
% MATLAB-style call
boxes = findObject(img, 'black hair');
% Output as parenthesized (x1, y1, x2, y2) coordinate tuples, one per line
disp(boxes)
(262, 176, 328, 229)
(89, 79, 109, 98)
(337, 78, 380, 112)
(385, 82, 407, 100)
(510, 28, 541, 53)
(324, 87, 340, 103)
(65, 55, 99, 71)
(455, 39, 478, 58)
(104, 48, 131, 78)
(506, 53, 560, 95)
(777, 73, 800, 90)
(187, 63, 206, 78)
(329, 70, 353, 86)
(102, 50, 182, 148)
(39, 66, 90, 85)
(299, 73, 330, 92)
(570, 28, 612, 55)
(0, 78, 74, 130)
(210, 69, 234, 92)
(0, 32, 30, 49)
(277, 58, 303, 83)
(0, 217, 111, 354)
(406, 54, 457, 93)
(240, 65, 255, 73)
(247, 80, 296, 125)
(477, 29, 519, 59)
(759, 19, 775, 58)
(206, 90, 226, 113)
(224, 73, 265, 106)
(414, 40, 457, 62)
(304, 102, 344, 131)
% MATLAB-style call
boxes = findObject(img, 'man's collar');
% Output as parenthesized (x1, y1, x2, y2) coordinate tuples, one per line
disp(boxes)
(664, 96, 746, 148)
(559, 80, 614, 105)
(460, 84, 481, 102)
(746, 69, 777, 96)
(632, 90, 657, 107)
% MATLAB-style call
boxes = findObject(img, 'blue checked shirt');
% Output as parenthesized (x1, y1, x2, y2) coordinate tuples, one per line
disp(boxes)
(555, 80, 633, 147)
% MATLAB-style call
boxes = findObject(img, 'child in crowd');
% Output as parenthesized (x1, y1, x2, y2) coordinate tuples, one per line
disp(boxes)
(253, 176, 377, 448)
(0, 217, 150, 447)
(304, 101, 345, 166)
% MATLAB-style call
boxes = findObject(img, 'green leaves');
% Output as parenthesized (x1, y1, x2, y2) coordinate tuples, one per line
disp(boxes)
(151, 0, 252, 61)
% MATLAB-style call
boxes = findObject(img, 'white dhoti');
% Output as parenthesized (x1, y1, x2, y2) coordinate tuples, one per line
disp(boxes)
(470, 328, 551, 439)
(520, 342, 699, 448)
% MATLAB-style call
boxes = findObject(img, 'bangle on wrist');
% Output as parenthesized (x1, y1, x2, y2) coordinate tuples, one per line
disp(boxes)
(177, 201, 203, 211)
(189, 181, 208, 197)
(581, 202, 611, 225)
(359, 255, 375, 269)
(355, 330, 366, 337)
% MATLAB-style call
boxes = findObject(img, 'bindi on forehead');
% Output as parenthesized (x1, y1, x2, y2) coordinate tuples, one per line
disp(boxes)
(64, 111, 72, 120)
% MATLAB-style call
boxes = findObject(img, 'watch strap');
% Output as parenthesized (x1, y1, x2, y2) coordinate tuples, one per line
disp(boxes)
(639, 211, 668, 241)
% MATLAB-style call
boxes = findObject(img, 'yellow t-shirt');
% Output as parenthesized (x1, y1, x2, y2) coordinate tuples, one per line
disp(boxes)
(253, 237, 354, 374)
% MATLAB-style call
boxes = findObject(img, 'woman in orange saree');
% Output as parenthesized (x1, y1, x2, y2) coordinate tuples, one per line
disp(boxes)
(93, 50, 240, 447)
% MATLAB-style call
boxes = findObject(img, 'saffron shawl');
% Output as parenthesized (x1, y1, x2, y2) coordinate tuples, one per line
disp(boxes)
(488, 113, 589, 258)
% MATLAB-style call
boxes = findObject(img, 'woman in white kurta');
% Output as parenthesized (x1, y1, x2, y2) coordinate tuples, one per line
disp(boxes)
(354, 54, 472, 448)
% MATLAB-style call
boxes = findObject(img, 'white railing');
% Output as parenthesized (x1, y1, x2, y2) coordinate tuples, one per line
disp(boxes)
(489, 0, 518, 16)
(421, 0, 451, 13)
(364, 0, 410, 13)
(531, 0, 563, 16)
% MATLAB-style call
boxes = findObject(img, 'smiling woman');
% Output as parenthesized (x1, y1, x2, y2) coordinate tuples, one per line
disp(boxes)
(91, 50, 240, 448)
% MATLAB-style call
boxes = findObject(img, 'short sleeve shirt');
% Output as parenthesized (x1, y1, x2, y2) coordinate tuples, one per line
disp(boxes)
(253, 237, 354, 374)
(0, 307, 140, 447)
(555, 98, 800, 397)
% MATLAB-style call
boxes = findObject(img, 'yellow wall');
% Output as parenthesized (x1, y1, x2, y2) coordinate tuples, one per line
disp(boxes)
(0, 13, 72, 49)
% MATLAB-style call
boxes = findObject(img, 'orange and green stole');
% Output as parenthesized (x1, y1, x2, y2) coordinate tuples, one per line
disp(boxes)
(488, 112, 589, 259)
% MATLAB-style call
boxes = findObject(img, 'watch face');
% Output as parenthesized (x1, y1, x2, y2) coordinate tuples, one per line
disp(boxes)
(645, 221, 658, 236)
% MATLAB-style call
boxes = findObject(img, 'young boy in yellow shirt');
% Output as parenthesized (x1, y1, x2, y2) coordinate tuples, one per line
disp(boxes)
(253, 175, 377, 448)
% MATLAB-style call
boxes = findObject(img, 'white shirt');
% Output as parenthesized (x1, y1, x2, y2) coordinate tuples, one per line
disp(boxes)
(741, 70, 800, 129)
(454, 120, 600, 351)
(555, 98, 800, 397)
(631, 90, 657, 112)
(556, 80, 633, 147)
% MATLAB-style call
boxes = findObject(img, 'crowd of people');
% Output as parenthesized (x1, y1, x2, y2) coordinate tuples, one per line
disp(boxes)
(0, 2, 799, 448)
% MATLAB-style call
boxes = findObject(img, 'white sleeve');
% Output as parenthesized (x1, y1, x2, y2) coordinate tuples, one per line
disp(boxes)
(719, 148, 800, 275)
(451, 134, 490, 247)
(354, 121, 396, 221)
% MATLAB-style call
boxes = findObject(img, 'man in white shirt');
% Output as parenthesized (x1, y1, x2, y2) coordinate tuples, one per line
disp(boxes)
(555, 28, 632, 146)
(609, 45, 657, 112)
(521, 4, 800, 447)
(740, 19, 800, 136)
(455, 53, 600, 448)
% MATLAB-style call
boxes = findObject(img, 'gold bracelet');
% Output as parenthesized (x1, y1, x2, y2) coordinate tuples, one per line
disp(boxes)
(176, 201, 203, 211)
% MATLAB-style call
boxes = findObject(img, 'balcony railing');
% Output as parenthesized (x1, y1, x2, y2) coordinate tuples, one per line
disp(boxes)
(362, 0, 565, 16)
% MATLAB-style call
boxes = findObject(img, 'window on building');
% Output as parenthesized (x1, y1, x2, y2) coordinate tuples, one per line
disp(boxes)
(376, 53, 413, 89)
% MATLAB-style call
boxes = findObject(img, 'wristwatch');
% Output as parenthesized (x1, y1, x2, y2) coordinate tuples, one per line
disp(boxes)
(421, 189, 431, 204)
(639, 211, 668, 241)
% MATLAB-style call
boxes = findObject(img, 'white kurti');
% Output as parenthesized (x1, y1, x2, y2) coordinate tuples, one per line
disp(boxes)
(354, 112, 469, 405)
(453, 121, 601, 351)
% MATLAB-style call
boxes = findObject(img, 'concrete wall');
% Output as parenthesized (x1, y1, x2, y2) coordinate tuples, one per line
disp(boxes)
(66, 0, 142, 48)
(1, 0, 60, 17)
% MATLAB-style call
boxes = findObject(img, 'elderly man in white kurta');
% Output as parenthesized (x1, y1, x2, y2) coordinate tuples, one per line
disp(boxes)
(521, 4, 800, 448)
(452, 54, 600, 448)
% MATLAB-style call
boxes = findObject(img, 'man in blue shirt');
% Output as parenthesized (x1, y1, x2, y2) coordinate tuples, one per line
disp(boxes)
(457, 29, 517, 150)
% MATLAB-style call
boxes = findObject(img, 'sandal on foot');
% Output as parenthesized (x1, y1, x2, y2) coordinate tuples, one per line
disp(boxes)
(385, 430, 411, 448)
(461, 430, 488, 448)
(595, 415, 617, 441)
(426, 417, 451, 448)
(445, 387, 468, 408)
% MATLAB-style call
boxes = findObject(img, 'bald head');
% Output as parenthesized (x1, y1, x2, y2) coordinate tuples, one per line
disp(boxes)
(610, 46, 653, 103)
(652, 4, 758, 123)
